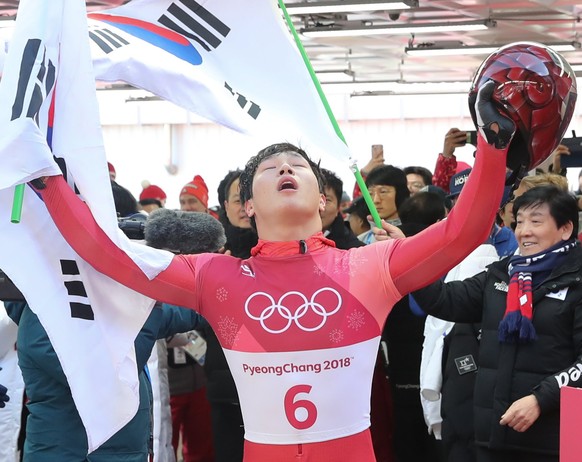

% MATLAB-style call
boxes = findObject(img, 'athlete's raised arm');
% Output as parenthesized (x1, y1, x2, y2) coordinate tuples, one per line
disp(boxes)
(389, 80, 512, 295)
(39, 175, 200, 309)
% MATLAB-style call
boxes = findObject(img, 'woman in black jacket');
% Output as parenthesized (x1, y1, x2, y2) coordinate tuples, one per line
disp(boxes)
(414, 185, 582, 462)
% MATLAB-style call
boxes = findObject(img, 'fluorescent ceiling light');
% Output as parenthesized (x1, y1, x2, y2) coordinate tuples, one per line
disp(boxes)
(571, 64, 582, 72)
(406, 41, 581, 57)
(286, 0, 416, 15)
(301, 20, 494, 38)
(322, 80, 471, 94)
(316, 69, 355, 82)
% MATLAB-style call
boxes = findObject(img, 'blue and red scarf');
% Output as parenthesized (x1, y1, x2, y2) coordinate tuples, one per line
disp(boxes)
(498, 240, 576, 343)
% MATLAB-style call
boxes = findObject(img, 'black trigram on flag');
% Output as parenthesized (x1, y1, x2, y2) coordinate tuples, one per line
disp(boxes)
(11, 39, 55, 124)
(53, 157, 81, 195)
(225, 82, 262, 120)
(89, 27, 129, 54)
(158, 0, 231, 53)
(60, 259, 94, 321)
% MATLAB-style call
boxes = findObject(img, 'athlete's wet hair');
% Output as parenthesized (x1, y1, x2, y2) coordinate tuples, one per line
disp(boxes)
(239, 143, 325, 203)
(239, 143, 325, 231)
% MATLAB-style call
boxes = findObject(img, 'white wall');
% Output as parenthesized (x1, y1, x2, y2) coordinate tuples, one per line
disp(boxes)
(98, 90, 582, 209)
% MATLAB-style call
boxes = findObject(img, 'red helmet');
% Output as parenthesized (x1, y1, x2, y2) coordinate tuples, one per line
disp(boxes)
(469, 42, 577, 172)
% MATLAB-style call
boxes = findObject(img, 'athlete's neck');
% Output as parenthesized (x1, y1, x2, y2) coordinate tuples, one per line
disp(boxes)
(255, 216, 323, 242)
(251, 232, 335, 257)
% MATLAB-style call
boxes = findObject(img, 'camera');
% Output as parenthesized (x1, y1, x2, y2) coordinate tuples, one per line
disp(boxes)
(117, 213, 147, 240)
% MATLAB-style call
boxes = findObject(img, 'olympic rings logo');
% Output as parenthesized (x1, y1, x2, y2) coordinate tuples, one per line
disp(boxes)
(244, 288, 342, 334)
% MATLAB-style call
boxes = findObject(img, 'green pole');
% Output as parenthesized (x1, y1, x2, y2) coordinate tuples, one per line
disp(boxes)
(277, 0, 383, 229)
(11, 184, 25, 224)
(349, 161, 382, 227)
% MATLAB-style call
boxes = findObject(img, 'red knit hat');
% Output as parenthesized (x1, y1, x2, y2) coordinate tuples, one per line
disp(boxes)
(180, 175, 209, 208)
(107, 162, 116, 178)
(140, 181, 167, 202)
(455, 161, 471, 174)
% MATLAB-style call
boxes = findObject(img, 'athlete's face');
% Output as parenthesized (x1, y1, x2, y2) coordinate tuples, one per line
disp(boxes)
(245, 152, 325, 223)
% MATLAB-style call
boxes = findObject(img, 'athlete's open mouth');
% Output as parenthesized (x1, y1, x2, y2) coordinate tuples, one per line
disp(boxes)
(278, 178, 297, 191)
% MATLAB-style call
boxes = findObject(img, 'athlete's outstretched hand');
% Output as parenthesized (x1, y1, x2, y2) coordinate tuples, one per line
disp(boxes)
(475, 80, 516, 149)
(29, 176, 48, 190)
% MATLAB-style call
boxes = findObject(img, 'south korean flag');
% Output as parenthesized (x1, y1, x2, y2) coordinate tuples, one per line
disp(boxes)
(0, 0, 171, 453)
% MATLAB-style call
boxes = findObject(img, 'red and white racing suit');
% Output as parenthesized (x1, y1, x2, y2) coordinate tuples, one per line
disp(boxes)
(40, 140, 506, 461)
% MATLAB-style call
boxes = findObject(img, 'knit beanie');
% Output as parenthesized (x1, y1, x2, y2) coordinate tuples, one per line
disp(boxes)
(180, 175, 209, 208)
(107, 162, 116, 178)
(145, 208, 226, 254)
(455, 161, 471, 174)
(139, 181, 167, 202)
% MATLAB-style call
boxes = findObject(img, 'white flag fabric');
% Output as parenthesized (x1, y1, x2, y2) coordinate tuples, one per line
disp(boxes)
(0, 0, 172, 452)
(87, 0, 351, 161)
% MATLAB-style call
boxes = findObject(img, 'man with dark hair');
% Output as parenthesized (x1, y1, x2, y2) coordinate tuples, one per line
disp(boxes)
(398, 191, 447, 230)
(238, 142, 325, 231)
(111, 180, 139, 218)
(365, 165, 410, 226)
(320, 168, 363, 250)
(35, 88, 513, 461)
(344, 197, 372, 244)
(403, 166, 433, 196)
(219, 170, 258, 258)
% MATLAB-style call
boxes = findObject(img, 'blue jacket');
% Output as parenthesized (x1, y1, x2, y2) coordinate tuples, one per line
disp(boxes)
(5, 301, 201, 462)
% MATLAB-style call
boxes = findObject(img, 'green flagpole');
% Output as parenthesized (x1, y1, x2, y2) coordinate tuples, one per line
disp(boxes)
(11, 184, 25, 224)
(277, 0, 383, 229)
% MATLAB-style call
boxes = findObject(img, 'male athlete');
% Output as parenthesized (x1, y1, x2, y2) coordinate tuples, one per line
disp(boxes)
(34, 83, 510, 461)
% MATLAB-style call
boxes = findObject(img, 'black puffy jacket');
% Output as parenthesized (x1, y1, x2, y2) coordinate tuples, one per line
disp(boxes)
(414, 245, 582, 456)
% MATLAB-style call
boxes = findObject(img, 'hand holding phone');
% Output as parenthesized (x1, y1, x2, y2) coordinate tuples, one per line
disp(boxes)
(362, 144, 385, 175)
(371, 144, 384, 160)
(443, 128, 469, 157)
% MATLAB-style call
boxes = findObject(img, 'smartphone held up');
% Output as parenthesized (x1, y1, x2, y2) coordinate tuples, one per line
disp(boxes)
(371, 144, 384, 159)
(465, 130, 478, 146)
